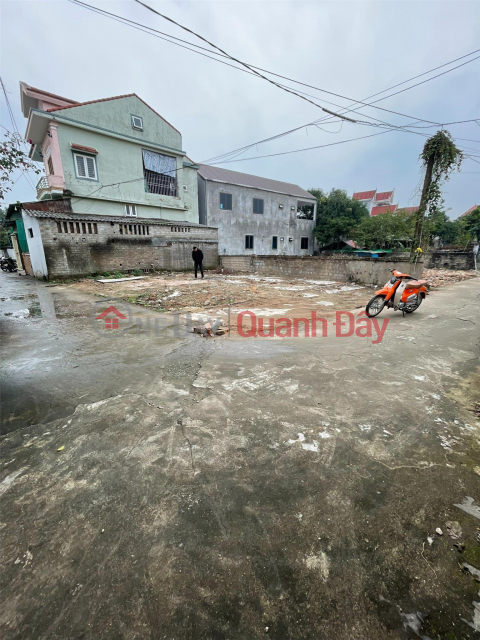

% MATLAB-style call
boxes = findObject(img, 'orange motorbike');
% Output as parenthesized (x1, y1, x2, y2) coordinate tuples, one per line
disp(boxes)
(366, 269, 429, 318)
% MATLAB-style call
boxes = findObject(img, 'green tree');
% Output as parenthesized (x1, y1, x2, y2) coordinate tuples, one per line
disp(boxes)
(411, 130, 463, 256)
(437, 219, 460, 245)
(309, 188, 369, 246)
(351, 210, 415, 249)
(0, 207, 12, 249)
(462, 205, 480, 241)
(0, 131, 41, 201)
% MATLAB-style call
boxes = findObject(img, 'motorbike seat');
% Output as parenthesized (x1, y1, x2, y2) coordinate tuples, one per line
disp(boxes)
(404, 279, 428, 289)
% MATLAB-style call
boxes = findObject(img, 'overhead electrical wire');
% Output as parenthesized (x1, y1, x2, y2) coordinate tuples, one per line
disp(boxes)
(131, 0, 361, 122)
(59, 1, 480, 177)
(0, 78, 37, 192)
(68, 0, 480, 166)
(69, 0, 480, 131)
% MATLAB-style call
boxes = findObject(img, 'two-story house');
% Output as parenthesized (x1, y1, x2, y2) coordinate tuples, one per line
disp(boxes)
(18, 82, 218, 278)
(197, 165, 317, 256)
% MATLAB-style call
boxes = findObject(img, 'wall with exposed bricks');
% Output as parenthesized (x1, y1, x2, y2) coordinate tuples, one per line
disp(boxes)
(424, 250, 475, 270)
(220, 255, 424, 286)
(25, 214, 218, 278)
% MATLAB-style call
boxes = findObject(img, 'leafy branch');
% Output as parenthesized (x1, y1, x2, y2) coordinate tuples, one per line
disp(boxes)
(0, 131, 42, 202)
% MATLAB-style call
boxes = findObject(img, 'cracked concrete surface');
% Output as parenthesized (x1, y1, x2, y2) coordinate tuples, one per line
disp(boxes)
(1, 271, 480, 639)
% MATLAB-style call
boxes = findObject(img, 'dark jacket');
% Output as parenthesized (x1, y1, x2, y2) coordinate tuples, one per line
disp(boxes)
(192, 249, 203, 263)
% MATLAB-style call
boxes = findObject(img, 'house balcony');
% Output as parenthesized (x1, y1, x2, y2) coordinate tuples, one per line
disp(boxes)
(36, 174, 65, 200)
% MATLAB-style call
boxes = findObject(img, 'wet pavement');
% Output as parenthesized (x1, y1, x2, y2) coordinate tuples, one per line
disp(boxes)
(1, 270, 480, 639)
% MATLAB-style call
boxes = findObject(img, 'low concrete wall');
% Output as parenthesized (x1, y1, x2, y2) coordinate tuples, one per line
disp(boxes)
(220, 255, 424, 286)
(424, 251, 475, 270)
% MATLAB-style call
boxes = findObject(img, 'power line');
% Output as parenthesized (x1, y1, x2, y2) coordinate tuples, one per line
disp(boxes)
(132, 0, 359, 122)
(69, 0, 480, 163)
(0, 78, 38, 192)
(212, 129, 396, 164)
(70, 0, 480, 131)
(201, 111, 480, 166)
(209, 129, 480, 165)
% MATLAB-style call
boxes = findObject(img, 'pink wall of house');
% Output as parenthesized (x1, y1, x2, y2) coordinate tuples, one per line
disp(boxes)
(41, 124, 65, 191)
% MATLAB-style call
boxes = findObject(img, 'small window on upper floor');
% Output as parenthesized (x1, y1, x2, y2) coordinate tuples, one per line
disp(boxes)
(301, 237, 309, 250)
(125, 204, 137, 217)
(47, 156, 54, 175)
(253, 198, 264, 214)
(132, 115, 143, 131)
(74, 153, 97, 180)
(220, 193, 232, 210)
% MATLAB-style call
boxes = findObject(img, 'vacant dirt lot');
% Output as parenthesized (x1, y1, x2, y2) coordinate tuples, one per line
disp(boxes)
(68, 268, 478, 335)
(71, 272, 373, 335)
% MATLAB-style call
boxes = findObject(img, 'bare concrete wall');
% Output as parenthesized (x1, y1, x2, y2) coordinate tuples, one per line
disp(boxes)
(220, 255, 424, 286)
(34, 216, 218, 278)
(199, 176, 316, 256)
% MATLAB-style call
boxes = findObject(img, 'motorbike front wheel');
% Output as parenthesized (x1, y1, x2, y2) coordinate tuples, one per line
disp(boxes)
(366, 295, 386, 318)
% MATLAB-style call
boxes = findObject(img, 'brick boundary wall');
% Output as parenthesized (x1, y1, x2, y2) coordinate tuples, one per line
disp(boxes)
(36, 217, 218, 278)
(424, 251, 475, 271)
(220, 255, 424, 287)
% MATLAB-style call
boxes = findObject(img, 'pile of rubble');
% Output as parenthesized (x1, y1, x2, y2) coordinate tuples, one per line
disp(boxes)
(192, 319, 229, 337)
(423, 268, 478, 288)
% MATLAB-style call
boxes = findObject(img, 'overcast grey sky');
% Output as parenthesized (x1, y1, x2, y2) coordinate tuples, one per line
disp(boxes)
(1, 0, 479, 217)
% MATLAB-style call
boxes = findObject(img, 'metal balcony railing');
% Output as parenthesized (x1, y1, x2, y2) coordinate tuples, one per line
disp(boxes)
(36, 176, 49, 197)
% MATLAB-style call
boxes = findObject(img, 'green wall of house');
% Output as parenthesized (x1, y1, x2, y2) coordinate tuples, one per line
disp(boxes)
(54, 96, 199, 222)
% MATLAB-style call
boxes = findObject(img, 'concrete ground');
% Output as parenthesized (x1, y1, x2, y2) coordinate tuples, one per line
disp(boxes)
(1, 270, 479, 640)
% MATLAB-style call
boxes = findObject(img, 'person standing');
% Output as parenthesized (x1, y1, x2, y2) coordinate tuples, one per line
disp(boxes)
(192, 246, 204, 278)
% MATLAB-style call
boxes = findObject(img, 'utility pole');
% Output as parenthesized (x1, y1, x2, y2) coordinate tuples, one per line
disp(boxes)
(411, 152, 435, 257)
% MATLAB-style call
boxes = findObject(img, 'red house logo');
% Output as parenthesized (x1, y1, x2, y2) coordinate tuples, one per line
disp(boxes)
(95, 305, 127, 330)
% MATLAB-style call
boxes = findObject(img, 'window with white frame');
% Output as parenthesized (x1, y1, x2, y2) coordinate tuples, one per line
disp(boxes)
(132, 115, 143, 131)
(74, 153, 97, 180)
(125, 204, 137, 217)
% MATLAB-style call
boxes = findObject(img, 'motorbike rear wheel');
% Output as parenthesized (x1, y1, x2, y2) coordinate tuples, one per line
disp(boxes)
(404, 296, 423, 314)
(366, 295, 386, 318)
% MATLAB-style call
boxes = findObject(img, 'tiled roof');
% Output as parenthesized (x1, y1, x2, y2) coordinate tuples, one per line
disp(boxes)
(397, 206, 419, 214)
(22, 83, 78, 105)
(47, 93, 134, 113)
(375, 190, 394, 201)
(353, 190, 376, 201)
(23, 210, 214, 228)
(71, 144, 98, 154)
(459, 204, 479, 217)
(371, 204, 398, 216)
(198, 165, 315, 200)
(47, 93, 181, 135)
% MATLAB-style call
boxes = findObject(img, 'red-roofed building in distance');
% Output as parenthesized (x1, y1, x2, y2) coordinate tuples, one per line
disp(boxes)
(371, 204, 398, 217)
(352, 189, 377, 213)
(459, 204, 479, 218)
(396, 206, 420, 215)
(353, 188, 395, 214)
